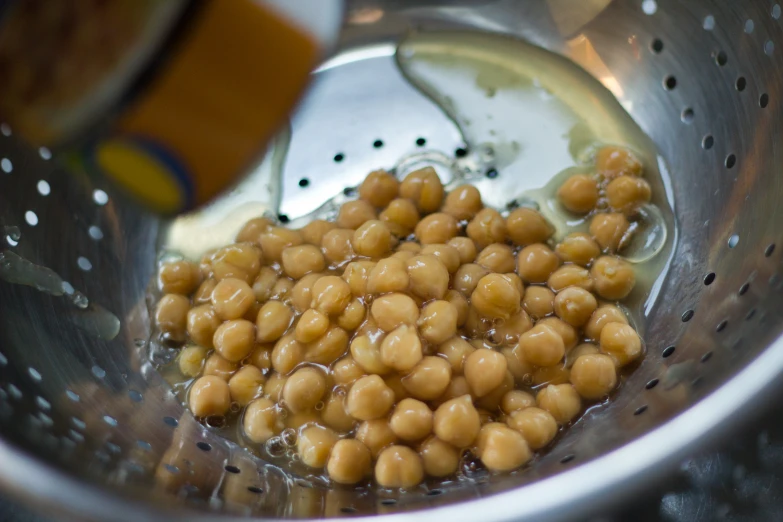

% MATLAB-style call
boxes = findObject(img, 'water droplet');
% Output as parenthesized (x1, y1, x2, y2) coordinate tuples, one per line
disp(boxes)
(622, 204, 669, 263)
(71, 292, 89, 309)
(38, 147, 52, 160)
(265, 436, 286, 457)
(282, 428, 297, 446)
(314, 401, 325, 411)
(4, 226, 21, 241)
(88, 226, 103, 241)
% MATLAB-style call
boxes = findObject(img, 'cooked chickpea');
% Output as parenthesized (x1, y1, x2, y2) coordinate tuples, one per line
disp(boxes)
(506, 346, 534, 383)
(506, 407, 558, 450)
(251, 266, 278, 302)
(415, 212, 459, 245)
(236, 217, 273, 244)
(380, 325, 423, 372)
(464, 349, 507, 397)
(337, 298, 366, 331)
(356, 419, 397, 458)
(590, 255, 636, 300)
(585, 305, 628, 340)
(255, 300, 294, 343)
(595, 146, 643, 179)
(383, 374, 408, 403)
(337, 199, 377, 230)
(375, 445, 424, 489)
(500, 390, 536, 414)
(291, 273, 323, 313)
(438, 336, 475, 374)
(452, 263, 490, 297)
(259, 227, 302, 264)
(283, 367, 327, 413)
(557, 174, 599, 214)
(379, 198, 420, 237)
(271, 277, 294, 301)
(286, 411, 321, 431)
(312, 276, 352, 316)
(466, 208, 507, 249)
(406, 255, 449, 301)
(155, 294, 189, 342)
(607, 175, 651, 213)
(476, 243, 516, 273)
(471, 273, 521, 320)
(360, 170, 399, 208)
(341, 261, 374, 298)
(281, 245, 325, 280)
(418, 300, 458, 345)
(350, 335, 391, 375)
(536, 384, 582, 425)
(213, 319, 255, 362)
(321, 228, 356, 265)
(522, 286, 554, 319)
(555, 233, 601, 267)
(203, 353, 238, 380)
(548, 264, 593, 293)
(438, 375, 471, 403)
(531, 363, 571, 387)
(537, 317, 579, 350)
(347, 375, 396, 420)
(295, 309, 329, 343)
(264, 373, 287, 402)
(600, 322, 642, 367)
(476, 423, 531, 471)
(297, 425, 338, 468)
(228, 365, 265, 406)
(507, 209, 553, 248)
(367, 257, 409, 294)
(249, 345, 273, 371)
(159, 260, 201, 295)
(448, 237, 477, 264)
(353, 220, 393, 258)
(300, 219, 337, 246)
(517, 324, 565, 367)
(211, 278, 254, 321)
(419, 437, 460, 477)
(402, 356, 452, 401)
(491, 309, 533, 346)
(566, 343, 600, 368)
(371, 293, 420, 332)
(193, 278, 217, 304)
(475, 370, 514, 411)
(390, 398, 433, 441)
(589, 213, 630, 252)
(517, 244, 561, 284)
(420, 244, 461, 274)
(305, 326, 348, 365)
(271, 334, 305, 374)
(243, 398, 281, 443)
(322, 394, 356, 432)
(553, 287, 598, 327)
(570, 354, 618, 399)
(178, 345, 207, 377)
(332, 356, 366, 385)
(188, 376, 231, 418)
(186, 304, 220, 347)
(327, 439, 372, 484)
(391, 250, 415, 261)
(399, 167, 444, 213)
(212, 244, 263, 284)
(444, 289, 469, 327)
(398, 241, 423, 253)
(433, 395, 481, 447)
(440, 184, 480, 220)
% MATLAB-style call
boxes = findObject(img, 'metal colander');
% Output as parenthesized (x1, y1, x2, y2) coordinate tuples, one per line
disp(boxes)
(1, 0, 783, 520)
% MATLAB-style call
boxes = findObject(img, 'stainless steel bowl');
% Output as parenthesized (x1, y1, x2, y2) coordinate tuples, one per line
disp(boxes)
(1, 0, 783, 520)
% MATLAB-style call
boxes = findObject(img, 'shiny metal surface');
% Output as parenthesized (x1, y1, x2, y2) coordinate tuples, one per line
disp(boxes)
(1, 0, 783, 520)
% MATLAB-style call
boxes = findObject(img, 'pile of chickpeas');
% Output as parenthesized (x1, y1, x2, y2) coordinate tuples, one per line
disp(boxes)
(154, 145, 648, 488)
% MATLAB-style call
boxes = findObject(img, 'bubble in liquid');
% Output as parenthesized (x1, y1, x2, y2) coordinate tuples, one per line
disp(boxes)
(281, 428, 297, 446)
(266, 436, 286, 457)
(314, 401, 325, 411)
(3, 226, 20, 241)
(70, 292, 89, 309)
(205, 415, 226, 429)
(622, 204, 668, 263)
(229, 402, 241, 413)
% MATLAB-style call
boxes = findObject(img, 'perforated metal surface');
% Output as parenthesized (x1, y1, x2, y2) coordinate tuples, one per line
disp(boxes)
(1, 1, 783, 521)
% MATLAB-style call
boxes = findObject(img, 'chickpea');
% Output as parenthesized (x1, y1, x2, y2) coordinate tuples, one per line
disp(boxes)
(433, 395, 481, 447)
(280, 245, 325, 280)
(462, 306, 490, 339)
(321, 228, 355, 265)
(341, 261, 374, 298)
(322, 394, 356, 433)
(359, 170, 399, 207)
(379, 198, 420, 237)
(591, 256, 636, 300)
(419, 437, 460, 477)
(452, 263, 490, 297)
(212, 244, 263, 284)
(281, 367, 325, 413)
(375, 445, 424, 489)
(471, 274, 521, 320)
(271, 277, 294, 301)
(517, 324, 565, 367)
(243, 397, 282, 443)
(371, 293, 420, 332)
(599, 322, 642, 367)
(259, 227, 303, 264)
(521, 286, 553, 319)
(211, 278, 254, 321)
(155, 294, 189, 342)
(194, 278, 217, 305)
(553, 287, 598, 327)
(415, 213, 459, 245)
(505, 346, 534, 383)
(536, 384, 582, 425)
(264, 372, 287, 402)
(459, 348, 506, 399)
(200, 248, 217, 278)
(367, 257, 409, 294)
(506, 407, 558, 450)
(213, 319, 255, 362)
(305, 326, 348, 365)
(557, 174, 599, 214)
(350, 334, 390, 375)
(356, 419, 397, 458)
(311, 276, 352, 316)
(298, 425, 338, 468)
(555, 233, 601, 267)
(418, 300, 458, 345)
(337, 200, 377, 229)
(438, 375, 472, 403)
(475, 244, 515, 273)
(402, 356, 452, 401)
(445, 289, 469, 327)
(228, 365, 265, 406)
(178, 345, 208, 377)
(443, 184, 483, 220)
(248, 344, 273, 371)
(347, 375, 396, 420)
(500, 390, 536, 414)
(466, 208, 507, 249)
(607, 175, 651, 213)
(271, 334, 305, 374)
(570, 353, 618, 399)
(159, 260, 201, 295)
(531, 363, 571, 387)
(406, 255, 449, 301)
(566, 343, 600, 368)
(548, 264, 593, 293)
(399, 167, 444, 213)
(255, 300, 293, 343)
(186, 304, 220, 347)
(353, 220, 393, 258)
(295, 309, 329, 343)
(203, 353, 238, 381)
(332, 356, 366, 385)
(300, 219, 337, 246)
(517, 244, 561, 284)
(491, 309, 533, 346)
(188, 376, 231, 418)
(286, 411, 321, 431)
(236, 217, 273, 244)
(476, 423, 532, 471)
(380, 325, 423, 372)
(595, 146, 643, 179)
(585, 305, 628, 341)
(337, 298, 366, 331)
(438, 336, 475, 375)
(396, 242, 420, 253)
(589, 213, 630, 252)
(383, 374, 408, 403)
(448, 237, 478, 264)
(537, 317, 579, 350)
(251, 266, 278, 302)
(390, 398, 433, 441)
(327, 439, 372, 484)
(475, 370, 514, 412)
(291, 273, 323, 313)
